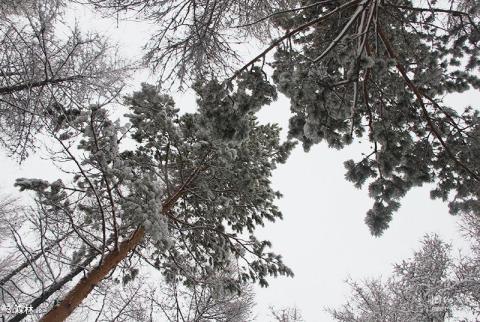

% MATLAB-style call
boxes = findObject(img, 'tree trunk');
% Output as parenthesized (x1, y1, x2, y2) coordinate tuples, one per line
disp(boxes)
(39, 162, 205, 321)
(38, 228, 145, 322)
(0, 76, 85, 95)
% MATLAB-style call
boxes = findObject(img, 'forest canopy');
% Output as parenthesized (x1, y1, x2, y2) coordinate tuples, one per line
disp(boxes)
(0, 0, 479, 321)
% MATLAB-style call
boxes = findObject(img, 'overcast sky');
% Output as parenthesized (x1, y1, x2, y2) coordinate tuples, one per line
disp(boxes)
(0, 4, 475, 321)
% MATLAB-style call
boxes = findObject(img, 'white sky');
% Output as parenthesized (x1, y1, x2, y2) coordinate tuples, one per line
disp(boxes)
(0, 4, 476, 321)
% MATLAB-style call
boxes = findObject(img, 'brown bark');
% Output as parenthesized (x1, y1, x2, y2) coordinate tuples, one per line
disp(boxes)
(39, 160, 207, 321)
(38, 228, 145, 322)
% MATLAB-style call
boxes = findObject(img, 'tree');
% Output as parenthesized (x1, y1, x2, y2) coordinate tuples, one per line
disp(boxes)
(9, 74, 294, 320)
(329, 233, 480, 321)
(455, 211, 480, 314)
(0, 194, 22, 243)
(0, 199, 97, 322)
(270, 306, 304, 322)
(57, 259, 255, 321)
(2, 0, 480, 320)
(84, 0, 480, 236)
(269, 0, 480, 235)
(0, 0, 128, 160)
(84, 0, 293, 86)
(0, 202, 256, 322)
(149, 261, 256, 322)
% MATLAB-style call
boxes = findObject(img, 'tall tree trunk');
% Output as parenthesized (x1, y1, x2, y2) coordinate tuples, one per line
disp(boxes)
(39, 163, 205, 321)
(38, 228, 145, 322)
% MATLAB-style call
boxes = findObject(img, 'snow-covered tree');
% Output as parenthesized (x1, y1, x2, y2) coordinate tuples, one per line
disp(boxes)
(82, 0, 294, 85)
(0, 0, 128, 160)
(8, 70, 294, 320)
(149, 261, 256, 322)
(329, 233, 480, 321)
(0, 198, 256, 322)
(74, 0, 480, 236)
(268, 0, 480, 235)
(0, 193, 92, 321)
(270, 306, 304, 322)
(1, 0, 480, 320)
(59, 258, 256, 321)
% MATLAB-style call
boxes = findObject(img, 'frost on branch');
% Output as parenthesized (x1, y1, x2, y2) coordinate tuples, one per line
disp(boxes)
(270, 0, 480, 235)
(14, 178, 50, 192)
(12, 70, 296, 311)
(0, 0, 128, 161)
(121, 75, 295, 288)
(330, 234, 480, 321)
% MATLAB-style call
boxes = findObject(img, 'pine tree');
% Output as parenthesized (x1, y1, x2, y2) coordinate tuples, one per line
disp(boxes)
(269, 0, 480, 235)
(13, 72, 294, 320)
(79, 0, 480, 236)
(2, 0, 480, 320)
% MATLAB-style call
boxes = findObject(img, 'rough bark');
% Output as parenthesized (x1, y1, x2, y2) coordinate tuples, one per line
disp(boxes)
(39, 163, 205, 321)
(38, 228, 144, 322)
